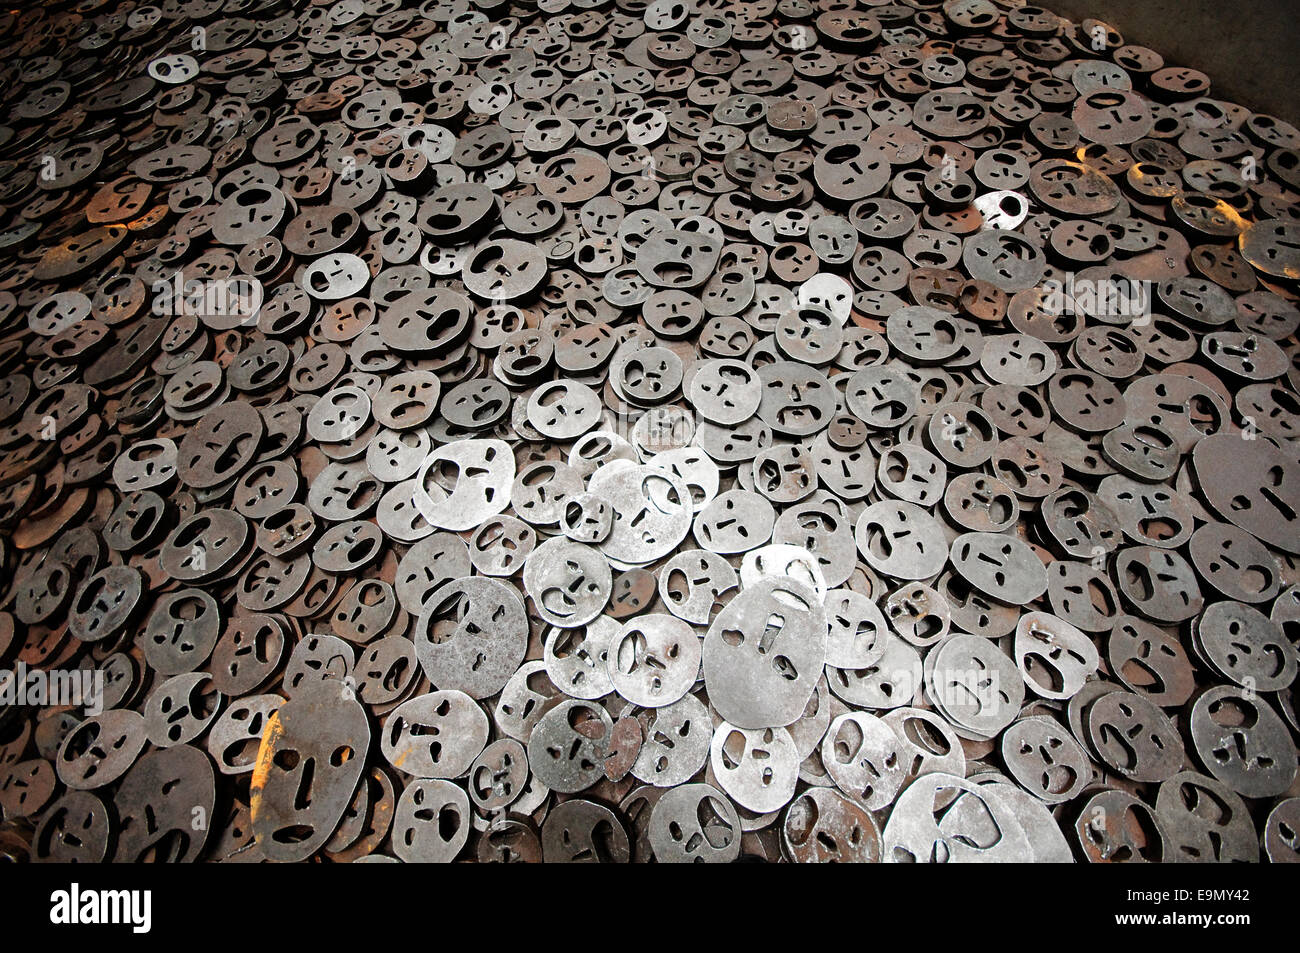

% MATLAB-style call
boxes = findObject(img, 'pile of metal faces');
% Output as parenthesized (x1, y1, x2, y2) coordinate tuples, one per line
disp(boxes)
(0, 0, 1298, 864)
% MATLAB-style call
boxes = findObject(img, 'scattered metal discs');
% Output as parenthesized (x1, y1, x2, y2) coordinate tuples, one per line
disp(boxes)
(0, 0, 1296, 868)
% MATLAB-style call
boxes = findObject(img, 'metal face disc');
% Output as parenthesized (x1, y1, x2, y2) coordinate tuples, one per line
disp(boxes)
(413, 438, 515, 531)
(381, 690, 488, 781)
(1001, 716, 1091, 805)
(647, 782, 740, 863)
(1155, 771, 1259, 863)
(415, 577, 529, 699)
(855, 500, 949, 580)
(883, 773, 1034, 863)
(782, 787, 882, 863)
(821, 711, 908, 811)
(607, 613, 701, 708)
(1189, 686, 1297, 798)
(703, 576, 827, 729)
(250, 684, 369, 863)
(528, 700, 613, 795)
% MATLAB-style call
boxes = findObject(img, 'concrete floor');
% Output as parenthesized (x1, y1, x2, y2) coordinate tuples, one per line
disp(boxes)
(1044, 0, 1300, 122)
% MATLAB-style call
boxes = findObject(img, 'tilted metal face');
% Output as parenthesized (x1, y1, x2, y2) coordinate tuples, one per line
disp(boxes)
(250, 684, 370, 863)
(703, 576, 827, 729)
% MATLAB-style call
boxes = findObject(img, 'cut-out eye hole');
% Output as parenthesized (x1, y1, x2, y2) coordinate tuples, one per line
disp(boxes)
(272, 824, 315, 845)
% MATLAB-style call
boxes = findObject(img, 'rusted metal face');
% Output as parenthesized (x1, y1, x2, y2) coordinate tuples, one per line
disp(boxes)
(0, 0, 1297, 866)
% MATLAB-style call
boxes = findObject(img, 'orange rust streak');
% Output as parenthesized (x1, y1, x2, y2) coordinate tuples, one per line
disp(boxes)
(248, 709, 285, 824)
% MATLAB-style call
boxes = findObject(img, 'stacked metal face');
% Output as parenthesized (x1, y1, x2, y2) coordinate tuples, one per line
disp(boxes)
(0, 0, 1297, 864)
